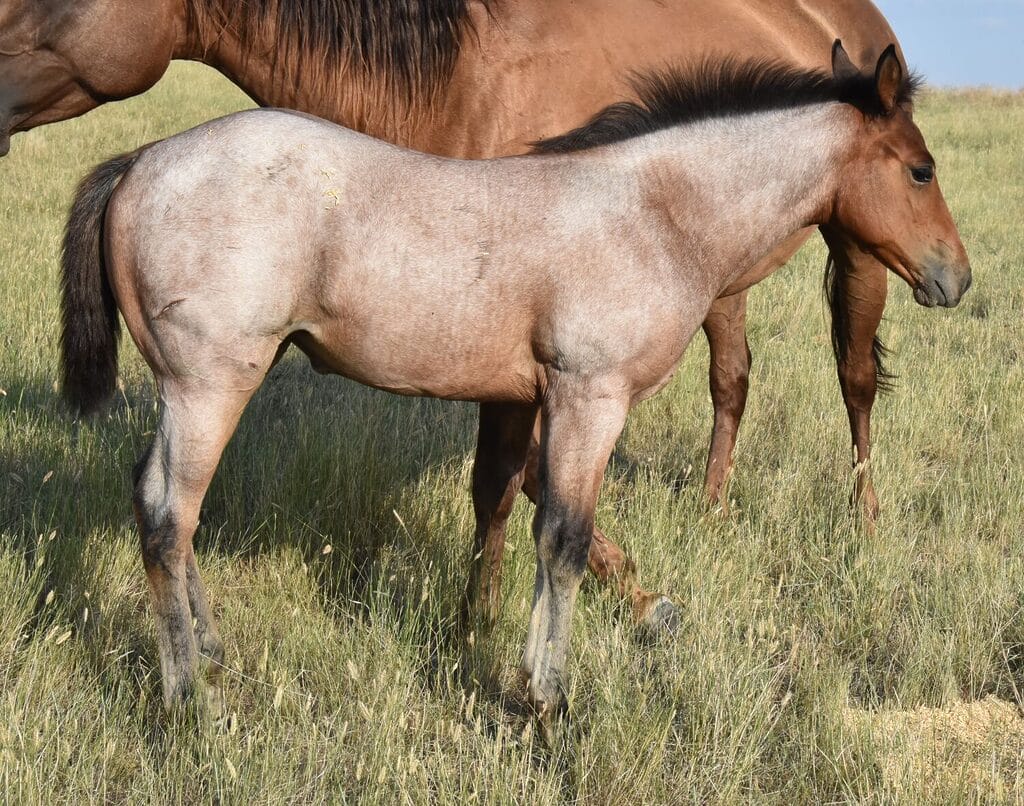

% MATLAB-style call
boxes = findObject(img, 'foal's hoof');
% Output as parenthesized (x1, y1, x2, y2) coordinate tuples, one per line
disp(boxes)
(531, 696, 570, 748)
(527, 675, 569, 747)
(635, 594, 680, 638)
(165, 681, 226, 727)
(537, 709, 568, 749)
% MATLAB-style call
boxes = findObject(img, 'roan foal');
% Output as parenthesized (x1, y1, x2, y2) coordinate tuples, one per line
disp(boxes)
(60, 47, 969, 732)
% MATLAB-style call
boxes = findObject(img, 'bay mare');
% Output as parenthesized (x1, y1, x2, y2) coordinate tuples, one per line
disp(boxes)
(60, 49, 969, 732)
(2, 0, 913, 625)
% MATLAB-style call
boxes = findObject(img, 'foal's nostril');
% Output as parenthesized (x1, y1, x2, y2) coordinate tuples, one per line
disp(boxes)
(923, 261, 971, 308)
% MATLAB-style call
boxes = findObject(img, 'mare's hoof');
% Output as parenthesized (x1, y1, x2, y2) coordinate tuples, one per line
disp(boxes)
(204, 683, 226, 721)
(637, 595, 680, 638)
(858, 496, 880, 531)
(851, 473, 880, 528)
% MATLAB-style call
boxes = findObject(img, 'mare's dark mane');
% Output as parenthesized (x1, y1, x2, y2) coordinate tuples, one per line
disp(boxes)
(534, 58, 921, 153)
(185, 0, 492, 101)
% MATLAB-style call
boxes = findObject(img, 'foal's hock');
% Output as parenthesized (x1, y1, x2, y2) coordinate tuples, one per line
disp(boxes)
(60, 47, 969, 733)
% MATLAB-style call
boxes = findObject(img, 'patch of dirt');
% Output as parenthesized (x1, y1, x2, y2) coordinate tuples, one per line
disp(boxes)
(843, 696, 1024, 798)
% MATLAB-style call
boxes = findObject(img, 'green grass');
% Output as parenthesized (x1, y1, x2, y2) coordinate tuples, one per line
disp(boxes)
(2, 64, 1024, 802)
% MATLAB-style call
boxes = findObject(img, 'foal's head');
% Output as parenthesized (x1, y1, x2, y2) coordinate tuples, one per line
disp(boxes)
(826, 42, 971, 308)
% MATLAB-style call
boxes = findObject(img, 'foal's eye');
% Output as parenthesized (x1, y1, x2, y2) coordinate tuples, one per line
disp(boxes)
(911, 165, 934, 185)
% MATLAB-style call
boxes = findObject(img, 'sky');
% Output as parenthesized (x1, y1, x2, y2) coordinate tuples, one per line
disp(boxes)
(875, 0, 1024, 88)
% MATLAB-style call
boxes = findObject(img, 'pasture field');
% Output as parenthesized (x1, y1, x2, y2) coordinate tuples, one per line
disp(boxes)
(1, 63, 1023, 803)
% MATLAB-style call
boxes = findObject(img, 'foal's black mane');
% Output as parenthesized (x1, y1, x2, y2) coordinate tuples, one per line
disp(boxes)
(185, 0, 492, 100)
(535, 56, 920, 392)
(534, 58, 921, 153)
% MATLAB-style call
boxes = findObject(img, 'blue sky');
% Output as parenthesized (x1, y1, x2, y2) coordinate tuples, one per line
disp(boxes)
(876, 1, 1024, 87)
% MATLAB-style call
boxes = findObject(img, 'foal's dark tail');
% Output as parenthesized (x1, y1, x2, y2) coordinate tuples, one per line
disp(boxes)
(60, 149, 143, 416)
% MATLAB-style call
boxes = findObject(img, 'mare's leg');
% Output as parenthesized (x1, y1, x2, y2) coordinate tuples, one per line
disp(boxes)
(521, 377, 629, 733)
(822, 238, 889, 524)
(699, 228, 814, 511)
(463, 402, 538, 633)
(522, 423, 677, 633)
(134, 383, 254, 709)
(701, 290, 751, 511)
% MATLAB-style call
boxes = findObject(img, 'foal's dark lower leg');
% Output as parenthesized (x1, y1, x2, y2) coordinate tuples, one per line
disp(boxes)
(522, 385, 629, 732)
(463, 402, 537, 632)
(134, 385, 251, 709)
(522, 428, 676, 631)
(135, 495, 198, 705)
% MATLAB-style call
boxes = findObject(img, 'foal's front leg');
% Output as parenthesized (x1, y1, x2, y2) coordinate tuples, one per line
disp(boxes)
(521, 378, 629, 736)
(520, 423, 678, 634)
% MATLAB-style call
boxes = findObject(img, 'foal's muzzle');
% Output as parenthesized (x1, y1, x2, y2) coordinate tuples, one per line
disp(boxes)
(913, 260, 972, 309)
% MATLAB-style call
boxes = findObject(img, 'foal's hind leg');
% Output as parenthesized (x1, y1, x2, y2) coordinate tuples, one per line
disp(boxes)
(185, 550, 225, 710)
(463, 402, 537, 633)
(521, 378, 629, 735)
(522, 427, 677, 634)
(134, 383, 254, 709)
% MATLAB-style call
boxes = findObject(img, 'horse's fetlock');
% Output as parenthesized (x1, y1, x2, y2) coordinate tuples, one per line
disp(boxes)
(197, 630, 225, 666)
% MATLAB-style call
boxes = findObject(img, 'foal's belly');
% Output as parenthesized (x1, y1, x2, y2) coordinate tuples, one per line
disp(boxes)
(291, 254, 546, 402)
(290, 323, 540, 403)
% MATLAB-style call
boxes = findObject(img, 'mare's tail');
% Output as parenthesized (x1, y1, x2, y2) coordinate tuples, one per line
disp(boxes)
(60, 149, 144, 416)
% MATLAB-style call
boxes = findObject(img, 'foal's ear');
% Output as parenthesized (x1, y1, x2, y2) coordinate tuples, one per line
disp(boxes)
(831, 39, 859, 81)
(874, 44, 903, 114)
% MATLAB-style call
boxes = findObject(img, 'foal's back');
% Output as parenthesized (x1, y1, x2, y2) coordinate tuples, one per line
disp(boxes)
(106, 110, 682, 402)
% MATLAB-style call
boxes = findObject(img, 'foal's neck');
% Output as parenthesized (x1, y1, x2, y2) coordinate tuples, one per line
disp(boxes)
(638, 105, 849, 296)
